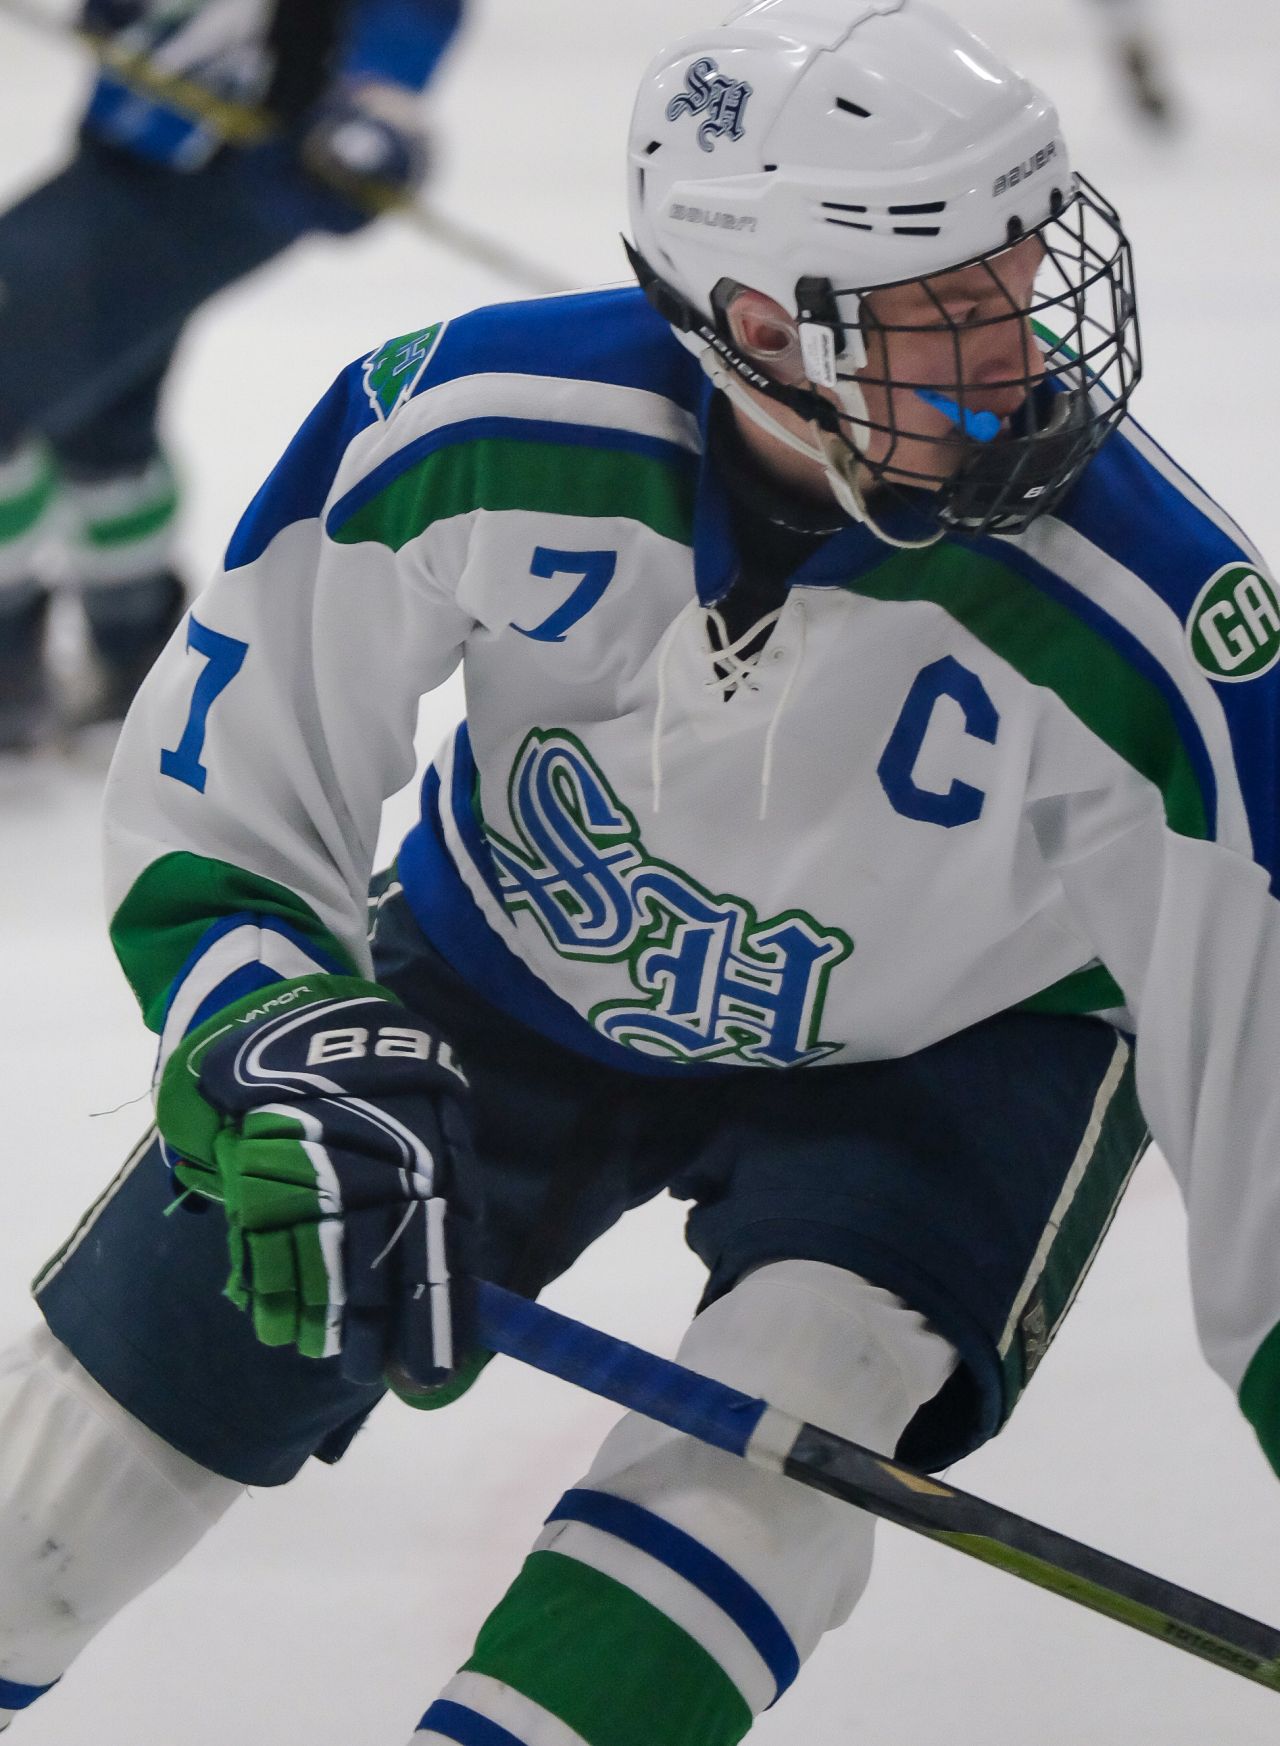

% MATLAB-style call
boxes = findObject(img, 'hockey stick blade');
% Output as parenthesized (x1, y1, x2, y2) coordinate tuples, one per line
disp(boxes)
(469, 1278, 1280, 1695)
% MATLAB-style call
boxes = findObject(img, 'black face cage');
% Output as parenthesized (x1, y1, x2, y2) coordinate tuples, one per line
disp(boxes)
(807, 175, 1141, 536)
(628, 175, 1141, 540)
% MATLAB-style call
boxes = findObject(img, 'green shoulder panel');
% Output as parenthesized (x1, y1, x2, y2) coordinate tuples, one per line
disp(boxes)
(109, 850, 358, 1032)
(329, 433, 697, 553)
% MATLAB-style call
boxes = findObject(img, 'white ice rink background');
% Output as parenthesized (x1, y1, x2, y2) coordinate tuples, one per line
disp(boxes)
(1, 1, 1279, 1740)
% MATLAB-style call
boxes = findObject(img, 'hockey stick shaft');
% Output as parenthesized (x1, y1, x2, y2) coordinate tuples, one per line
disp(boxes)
(0, 0, 573, 293)
(470, 1278, 1280, 1695)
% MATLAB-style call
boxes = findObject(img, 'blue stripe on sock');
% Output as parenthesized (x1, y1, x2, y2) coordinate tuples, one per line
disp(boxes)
(0, 1673, 57, 1710)
(416, 1698, 526, 1745)
(547, 1488, 800, 1703)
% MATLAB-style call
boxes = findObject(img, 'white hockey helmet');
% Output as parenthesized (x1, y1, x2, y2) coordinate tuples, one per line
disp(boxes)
(625, 0, 1141, 539)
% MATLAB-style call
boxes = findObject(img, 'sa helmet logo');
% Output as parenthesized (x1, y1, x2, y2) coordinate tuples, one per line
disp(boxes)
(666, 57, 752, 153)
(1187, 562, 1280, 682)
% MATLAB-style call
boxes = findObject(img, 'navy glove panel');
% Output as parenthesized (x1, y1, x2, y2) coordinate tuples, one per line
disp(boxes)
(189, 991, 477, 1389)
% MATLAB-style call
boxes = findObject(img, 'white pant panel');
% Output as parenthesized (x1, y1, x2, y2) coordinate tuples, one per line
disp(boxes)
(546, 1263, 958, 1677)
(0, 1322, 243, 1688)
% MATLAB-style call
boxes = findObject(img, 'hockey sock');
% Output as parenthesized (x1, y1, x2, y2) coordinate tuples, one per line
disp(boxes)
(59, 454, 185, 720)
(412, 1263, 958, 1746)
(0, 1322, 243, 1725)
(61, 455, 180, 602)
(0, 444, 56, 592)
(0, 438, 55, 746)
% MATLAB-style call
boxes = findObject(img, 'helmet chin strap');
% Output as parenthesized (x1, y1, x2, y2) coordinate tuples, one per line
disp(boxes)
(696, 344, 943, 553)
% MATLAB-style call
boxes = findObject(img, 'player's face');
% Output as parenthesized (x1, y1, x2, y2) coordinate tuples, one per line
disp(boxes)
(853, 236, 1047, 488)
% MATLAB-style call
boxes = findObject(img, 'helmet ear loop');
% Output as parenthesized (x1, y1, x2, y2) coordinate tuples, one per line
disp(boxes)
(810, 310, 947, 550)
(817, 301, 910, 500)
(789, 292, 864, 488)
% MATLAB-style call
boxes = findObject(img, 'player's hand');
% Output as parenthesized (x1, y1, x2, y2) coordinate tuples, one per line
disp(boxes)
(158, 977, 475, 1390)
(300, 80, 429, 204)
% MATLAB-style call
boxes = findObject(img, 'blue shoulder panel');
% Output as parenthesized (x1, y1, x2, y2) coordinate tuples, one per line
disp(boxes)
(1042, 419, 1280, 877)
(1057, 418, 1256, 619)
(420, 286, 703, 408)
(223, 362, 380, 571)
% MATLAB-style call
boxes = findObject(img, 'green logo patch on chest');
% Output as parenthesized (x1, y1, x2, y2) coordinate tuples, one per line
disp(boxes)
(1188, 563, 1280, 682)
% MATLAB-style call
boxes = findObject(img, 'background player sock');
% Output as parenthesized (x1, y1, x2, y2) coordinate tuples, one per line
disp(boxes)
(0, 1322, 243, 1715)
(60, 455, 186, 720)
(0, 442, 59, 748)
(61, 455, 180, 597)
(0, 444, 56, 590)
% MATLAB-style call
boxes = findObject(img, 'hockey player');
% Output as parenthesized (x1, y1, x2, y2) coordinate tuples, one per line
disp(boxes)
(2, 0, 1278, 1740)
(0, 0, 465, 750)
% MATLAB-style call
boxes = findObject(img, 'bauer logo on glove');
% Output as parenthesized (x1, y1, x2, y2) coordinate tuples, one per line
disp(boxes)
(155, 973, 477, 1393)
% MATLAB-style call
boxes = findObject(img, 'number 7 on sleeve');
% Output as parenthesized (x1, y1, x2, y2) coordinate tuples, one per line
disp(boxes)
(160, 617, 249, 795)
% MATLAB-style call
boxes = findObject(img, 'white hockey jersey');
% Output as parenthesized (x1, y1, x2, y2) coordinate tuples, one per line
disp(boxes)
(102, 286, 1280, 1470)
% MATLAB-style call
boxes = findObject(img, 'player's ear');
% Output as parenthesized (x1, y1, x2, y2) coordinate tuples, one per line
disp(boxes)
(724, 288, 802, 374)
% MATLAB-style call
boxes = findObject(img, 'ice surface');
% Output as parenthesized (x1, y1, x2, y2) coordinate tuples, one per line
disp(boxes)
(1, 1, 1278, 1740)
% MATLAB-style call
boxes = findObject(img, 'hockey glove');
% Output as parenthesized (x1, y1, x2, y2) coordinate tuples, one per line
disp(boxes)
(156, 976, 475, 1390)
(300, 80, 429, 205)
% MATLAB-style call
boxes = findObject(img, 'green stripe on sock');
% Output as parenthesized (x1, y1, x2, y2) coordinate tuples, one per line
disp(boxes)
(845, 545, 1209, 840)
(329, 439, 696, 552)
(109, 851, 357, 1031)
(464, 1550, 753, 1746)
(83, 483, 179, 550)
(0, 455, 56, 546)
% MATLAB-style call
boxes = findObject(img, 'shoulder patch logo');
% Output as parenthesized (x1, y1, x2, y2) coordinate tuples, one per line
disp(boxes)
(362, 322, 446, 422)
(1187, 563, 1280, 682)
(666, 57, 752, 153)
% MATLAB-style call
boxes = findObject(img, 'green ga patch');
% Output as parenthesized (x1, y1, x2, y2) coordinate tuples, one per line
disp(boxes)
(1187, 562, 1280, 682)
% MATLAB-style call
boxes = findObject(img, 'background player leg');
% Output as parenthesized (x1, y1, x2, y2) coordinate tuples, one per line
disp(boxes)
(0, 443, 58, 751)
(413, 1261, 957, 1746)
(0, 136, 381, 740)
(54, 359, 186, 726)
(0, 1322, 242, 1731)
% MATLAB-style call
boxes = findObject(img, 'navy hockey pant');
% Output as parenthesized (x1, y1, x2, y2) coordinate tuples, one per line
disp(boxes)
(33, 878, 1150, 1488)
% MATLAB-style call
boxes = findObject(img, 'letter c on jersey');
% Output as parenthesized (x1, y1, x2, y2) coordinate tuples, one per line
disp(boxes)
(877, 656, 999, 827)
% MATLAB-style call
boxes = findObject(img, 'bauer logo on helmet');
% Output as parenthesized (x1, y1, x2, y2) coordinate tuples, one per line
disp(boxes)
(992, 142, 1059, 199)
